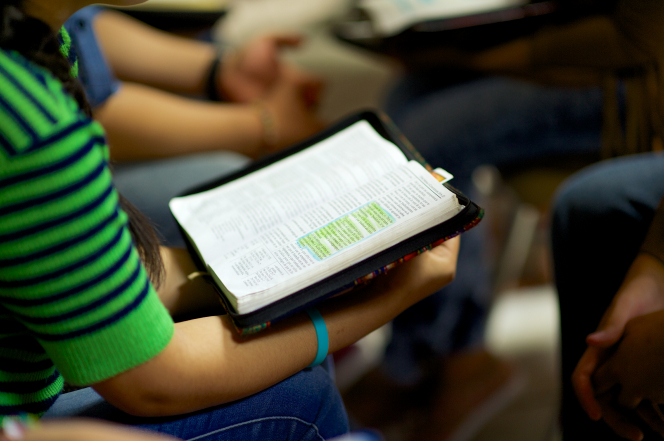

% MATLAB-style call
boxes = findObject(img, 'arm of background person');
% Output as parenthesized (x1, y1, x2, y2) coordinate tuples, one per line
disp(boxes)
(93, 237, 460, 417)
(90, 10, 323, 161)
(571, 199, 664, 440)
(95, 83, 266, 160)
(95, 65, 323, 161)
(92, 9, 310, 103)
(92, 9, 215, 97)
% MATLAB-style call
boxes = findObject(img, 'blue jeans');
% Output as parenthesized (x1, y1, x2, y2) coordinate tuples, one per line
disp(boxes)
(551, 152, 664, 440)
(112, 152, 250, 248)
(44, 365, 349, 440)
(382, 75, 604, 385)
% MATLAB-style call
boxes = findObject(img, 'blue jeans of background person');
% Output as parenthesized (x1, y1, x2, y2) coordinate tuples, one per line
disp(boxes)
(381, 74, 604, 384)
(551, 152, 664, 440)
(44, 365, 349, 441)
(112, 151, 251, 248)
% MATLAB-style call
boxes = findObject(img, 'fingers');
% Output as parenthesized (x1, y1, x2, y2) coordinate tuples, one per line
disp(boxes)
(572, 346, 604, 421)
(600, 402, 644, 441)
(431, 236, 461, 259)
(247, 34, 303, 69)
(374, 235, 460, 302)
(593, 355, 644, 413)
(587, 315, 629, 348)
(636, 401, 664, 437)
(423, 236, 460, 281)
(589, 253, 664, 349)
(592, 360, 617, 398)
(280, 66, 324, 109)
(281, 65, 323, 87)
(594, 360, 643, 412)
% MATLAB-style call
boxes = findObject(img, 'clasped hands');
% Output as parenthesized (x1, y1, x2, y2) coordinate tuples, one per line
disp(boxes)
(573, 254, 664, 441)
(217, 34, 324, 154)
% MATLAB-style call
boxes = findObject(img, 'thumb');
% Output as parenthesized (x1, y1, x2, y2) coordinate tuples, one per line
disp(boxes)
(587, 291, 643, 348)
(573, 346, 604, 421)
(587, 324, 623, 348)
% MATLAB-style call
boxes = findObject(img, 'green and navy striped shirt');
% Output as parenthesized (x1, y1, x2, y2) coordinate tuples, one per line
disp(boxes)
(0, 46, 174, 415)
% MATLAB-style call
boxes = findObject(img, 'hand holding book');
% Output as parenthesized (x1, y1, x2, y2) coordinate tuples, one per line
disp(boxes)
(369, 234, 461, 309)
(169, 111, 482, 333)
(81, 111, 473, 414)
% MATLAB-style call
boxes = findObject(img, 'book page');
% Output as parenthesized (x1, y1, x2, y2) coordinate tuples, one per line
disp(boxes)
(212, 161, 460, 312)
(359, 0, 526, 35)
(170, 120, 408, 261)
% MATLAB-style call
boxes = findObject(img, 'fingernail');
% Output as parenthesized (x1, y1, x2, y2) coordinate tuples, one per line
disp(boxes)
(586, 331, 606, 344)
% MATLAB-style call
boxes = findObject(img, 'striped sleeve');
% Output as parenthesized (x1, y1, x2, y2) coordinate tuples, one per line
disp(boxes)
(0, 50, 174, 387)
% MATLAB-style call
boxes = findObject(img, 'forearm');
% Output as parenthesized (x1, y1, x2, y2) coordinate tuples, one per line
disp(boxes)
(96, 83, 262, 160)
(640, 199, 664, 265)
(93, 10, 216, 96)
(94, 240, 457, 416)
(94, 284, 406, 416)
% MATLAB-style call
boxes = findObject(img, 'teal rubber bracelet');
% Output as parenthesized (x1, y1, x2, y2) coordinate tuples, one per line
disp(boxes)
(306, 307, 328, 367)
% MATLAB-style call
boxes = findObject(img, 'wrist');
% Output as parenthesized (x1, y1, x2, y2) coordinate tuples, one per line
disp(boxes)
(633, 252, 664, 293)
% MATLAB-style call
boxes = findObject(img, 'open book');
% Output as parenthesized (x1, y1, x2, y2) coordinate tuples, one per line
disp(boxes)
(334, 0, 557, 55)
(357, 0, 528, 36)
(170, 111, 482, 333)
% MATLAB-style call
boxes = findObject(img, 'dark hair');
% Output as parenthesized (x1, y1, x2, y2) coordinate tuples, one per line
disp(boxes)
(1, 1, 164, 287)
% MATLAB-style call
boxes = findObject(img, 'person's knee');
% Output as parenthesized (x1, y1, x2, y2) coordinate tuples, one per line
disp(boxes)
(551, 163, 621, 241)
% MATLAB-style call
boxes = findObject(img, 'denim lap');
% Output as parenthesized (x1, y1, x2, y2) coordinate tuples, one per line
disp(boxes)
(45, 367, 349, 441)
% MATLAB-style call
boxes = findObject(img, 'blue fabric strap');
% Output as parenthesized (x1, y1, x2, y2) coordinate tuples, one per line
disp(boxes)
(306, 307, 328, 367)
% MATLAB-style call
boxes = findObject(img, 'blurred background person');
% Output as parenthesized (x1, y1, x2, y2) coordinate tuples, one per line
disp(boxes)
(341, 0, 664, 439)
(551, 150, 664, 441)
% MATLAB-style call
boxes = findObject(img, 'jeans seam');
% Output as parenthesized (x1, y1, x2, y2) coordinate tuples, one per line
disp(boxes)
(185, 416, 325, 441)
